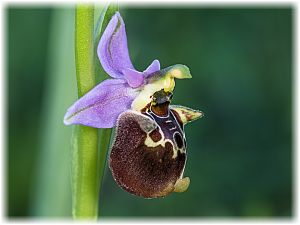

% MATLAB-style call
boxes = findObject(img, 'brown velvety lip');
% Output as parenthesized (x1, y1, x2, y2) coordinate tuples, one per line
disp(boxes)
(109, 110, 186, 198)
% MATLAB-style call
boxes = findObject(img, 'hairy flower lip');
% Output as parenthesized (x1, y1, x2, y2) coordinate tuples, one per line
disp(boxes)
(109, 110, 187, 198)
(109, 98, 203, 198)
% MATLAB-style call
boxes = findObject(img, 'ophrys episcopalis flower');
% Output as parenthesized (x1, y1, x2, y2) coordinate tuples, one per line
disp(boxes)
(64, 12, 203, 198)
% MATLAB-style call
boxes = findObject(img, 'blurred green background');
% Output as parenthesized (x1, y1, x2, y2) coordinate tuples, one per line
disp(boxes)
(7, 6, 292, 218)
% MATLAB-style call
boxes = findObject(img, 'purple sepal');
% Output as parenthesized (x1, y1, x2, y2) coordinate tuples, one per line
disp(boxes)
(97, 12, 135, 79)
(64, 79, 138, 128)
(98, 12, 161, 86)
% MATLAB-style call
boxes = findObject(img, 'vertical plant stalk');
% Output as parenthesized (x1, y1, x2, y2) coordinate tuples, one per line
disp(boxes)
(72, 4, 119, 218)
(72, 5, 99, 219)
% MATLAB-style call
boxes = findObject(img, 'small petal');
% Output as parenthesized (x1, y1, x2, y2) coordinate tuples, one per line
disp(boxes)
(64, 79, 138, 128)
(123, 60, 161, 88)
(123, 68, 144, 88)
(98, 12, 135, 79)
(170, 105, 204, 125)
(144, 59, 160, 77)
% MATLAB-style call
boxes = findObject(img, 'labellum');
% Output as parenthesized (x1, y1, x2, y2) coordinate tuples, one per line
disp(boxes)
(110, 90, 203, 198)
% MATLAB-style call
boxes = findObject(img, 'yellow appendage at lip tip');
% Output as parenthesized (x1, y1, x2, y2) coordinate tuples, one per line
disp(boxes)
(173, 177, 190, 193)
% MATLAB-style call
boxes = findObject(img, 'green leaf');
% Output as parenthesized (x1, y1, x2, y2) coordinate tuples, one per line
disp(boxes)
(30, 8, 75, 217)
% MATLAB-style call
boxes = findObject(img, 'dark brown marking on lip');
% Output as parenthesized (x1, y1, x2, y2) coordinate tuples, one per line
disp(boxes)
(149, 127, 162, 142)
(174, 132, 184, 149)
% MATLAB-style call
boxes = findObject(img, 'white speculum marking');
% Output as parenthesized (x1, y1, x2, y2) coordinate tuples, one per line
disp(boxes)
(144, 130, 181, 159)
(143, 111, 186, 159)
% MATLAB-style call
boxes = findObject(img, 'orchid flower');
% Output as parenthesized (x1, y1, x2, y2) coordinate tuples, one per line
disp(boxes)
(64, 12, 203, 198)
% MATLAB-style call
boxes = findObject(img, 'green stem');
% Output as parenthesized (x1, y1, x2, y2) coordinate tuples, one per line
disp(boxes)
(72, 5, 99, 219)
(72, 4, 119, 219)
(75, 5, 95, 97)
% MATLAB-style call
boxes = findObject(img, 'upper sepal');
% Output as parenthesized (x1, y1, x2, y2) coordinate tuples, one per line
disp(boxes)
(97, 12, 135, 79)
(97, 12, 161, 86)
